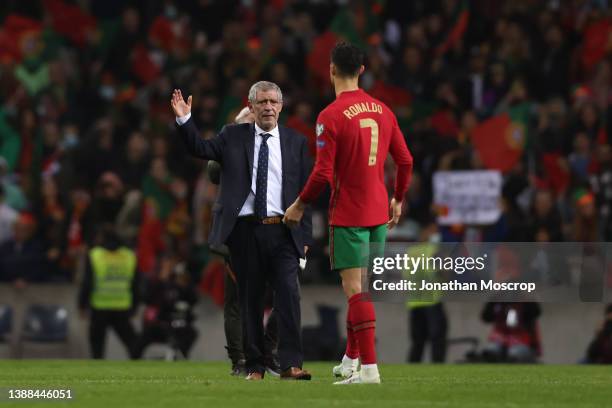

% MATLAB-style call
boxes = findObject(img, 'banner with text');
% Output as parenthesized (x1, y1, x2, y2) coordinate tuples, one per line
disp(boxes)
(433, 170, 502, 225)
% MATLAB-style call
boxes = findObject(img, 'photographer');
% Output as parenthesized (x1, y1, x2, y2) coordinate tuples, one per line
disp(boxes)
(481, 302, 541, 363)
(135, 255, 198, 359)
(585, 304, 612, 364)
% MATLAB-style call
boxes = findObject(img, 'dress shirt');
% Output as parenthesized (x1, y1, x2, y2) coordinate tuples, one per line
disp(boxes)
(239, 123, 283, 216)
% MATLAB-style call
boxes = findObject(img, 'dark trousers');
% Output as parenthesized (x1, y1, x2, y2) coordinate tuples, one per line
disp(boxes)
(409, 303, 448, 363)
(89, 310, 137, 359)
(223, 271, 244, 364)
(224, 270, 279, 365)
(227, 219, 303, 374)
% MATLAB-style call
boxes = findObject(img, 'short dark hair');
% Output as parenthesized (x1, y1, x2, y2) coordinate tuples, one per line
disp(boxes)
(331, 41, 364, 77)
(97, 223, 122, 248)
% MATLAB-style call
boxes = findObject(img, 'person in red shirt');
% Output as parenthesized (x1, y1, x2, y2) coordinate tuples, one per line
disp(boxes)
(284, 42, 413, 384)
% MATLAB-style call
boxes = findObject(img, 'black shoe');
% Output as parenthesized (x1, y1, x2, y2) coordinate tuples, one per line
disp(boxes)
(231, 359, 247, 376)
(264, 356, 281, 377)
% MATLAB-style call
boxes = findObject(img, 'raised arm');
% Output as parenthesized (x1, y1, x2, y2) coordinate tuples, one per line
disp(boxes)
(171, 89, 225, 162)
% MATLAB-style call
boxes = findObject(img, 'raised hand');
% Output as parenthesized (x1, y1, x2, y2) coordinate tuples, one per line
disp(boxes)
(171, 89, 192, 118)
(235, 106, 255, 124)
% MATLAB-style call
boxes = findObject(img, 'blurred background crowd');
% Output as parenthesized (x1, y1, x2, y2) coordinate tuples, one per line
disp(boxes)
(2, 0, 612, 286)
(1, 0, 612, 361)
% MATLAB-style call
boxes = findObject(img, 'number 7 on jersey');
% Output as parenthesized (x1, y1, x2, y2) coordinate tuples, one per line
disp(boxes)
(360, 118, 379, 166)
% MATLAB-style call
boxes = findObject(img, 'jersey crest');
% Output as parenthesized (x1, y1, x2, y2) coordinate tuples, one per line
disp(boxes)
(316, 123, 324, 137)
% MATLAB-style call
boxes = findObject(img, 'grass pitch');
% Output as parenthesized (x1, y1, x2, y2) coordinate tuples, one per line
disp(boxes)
(0, 361, 610, 408)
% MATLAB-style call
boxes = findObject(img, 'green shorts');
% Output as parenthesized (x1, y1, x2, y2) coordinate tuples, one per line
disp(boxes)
(329, 224, 387, 270)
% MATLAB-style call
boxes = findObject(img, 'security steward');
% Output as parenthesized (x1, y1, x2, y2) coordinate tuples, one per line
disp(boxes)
(78, 224, 140, 359)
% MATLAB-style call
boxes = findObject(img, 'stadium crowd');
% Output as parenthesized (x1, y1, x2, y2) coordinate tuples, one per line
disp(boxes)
(1, 0, 612, 361)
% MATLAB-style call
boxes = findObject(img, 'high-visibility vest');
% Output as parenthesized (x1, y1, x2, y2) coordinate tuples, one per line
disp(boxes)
(89, 247, 136, 310)
(405, 243, 443, 309)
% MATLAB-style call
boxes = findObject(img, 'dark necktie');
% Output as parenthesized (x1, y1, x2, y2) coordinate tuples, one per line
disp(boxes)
(254, 133, 271, 219)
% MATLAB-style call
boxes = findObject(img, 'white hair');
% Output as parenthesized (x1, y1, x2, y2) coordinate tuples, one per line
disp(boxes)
(248, 81, 283, 103)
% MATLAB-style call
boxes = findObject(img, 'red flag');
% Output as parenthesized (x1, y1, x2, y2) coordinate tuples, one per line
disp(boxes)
(471, 112, 525, 173)
(0, 14, 42, 63)
(42, 0, 96, 48)
(435, 1, 470, 57)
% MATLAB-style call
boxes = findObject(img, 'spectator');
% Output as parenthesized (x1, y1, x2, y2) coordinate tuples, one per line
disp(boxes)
(141, 158, 175, 222)
(35, 175, 66, 279)
(116, 131, 150, 191)
(73, 118, 116, 188)
(78, 224, 140, 359)
(83, 172, 126, 244)
(0, 184, 17, 245)
(527, 189, 563, 242)
(585, 304, 612, 364)
(0, 158, 27, 211)
(481, 302, 541, 363)
(572, 189, 599, 241)
(568, 132, 592, 184)
(406, 223, 448, 363)
(135, 255, 198, 360)
(590, 144, 612, 240)
(0, 212, 50, 286)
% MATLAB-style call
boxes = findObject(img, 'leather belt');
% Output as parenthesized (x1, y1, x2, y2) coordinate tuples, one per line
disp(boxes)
(241, 215, 283, 225)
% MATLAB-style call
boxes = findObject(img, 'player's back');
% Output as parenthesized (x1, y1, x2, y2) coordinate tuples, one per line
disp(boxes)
(318, 89, 410, 226)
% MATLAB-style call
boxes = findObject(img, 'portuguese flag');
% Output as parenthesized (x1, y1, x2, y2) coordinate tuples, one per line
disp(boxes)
(471, 105, 529, 173)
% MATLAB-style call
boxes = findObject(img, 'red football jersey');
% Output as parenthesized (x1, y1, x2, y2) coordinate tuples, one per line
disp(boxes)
(300, 89, 413, 226)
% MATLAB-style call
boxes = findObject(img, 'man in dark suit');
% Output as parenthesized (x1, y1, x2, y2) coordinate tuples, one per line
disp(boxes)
(208, 108, 281, 378)
(171, 81, 312, 380)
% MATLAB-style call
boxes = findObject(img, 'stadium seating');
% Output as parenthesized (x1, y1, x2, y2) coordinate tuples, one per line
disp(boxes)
(17, 304, 70, 358)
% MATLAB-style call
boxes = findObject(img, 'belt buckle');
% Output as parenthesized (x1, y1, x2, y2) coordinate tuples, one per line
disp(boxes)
(262, 216, 280, 225)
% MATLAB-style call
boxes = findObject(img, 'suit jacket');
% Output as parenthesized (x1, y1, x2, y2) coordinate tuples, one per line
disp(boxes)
(178, 118, 313, 257)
